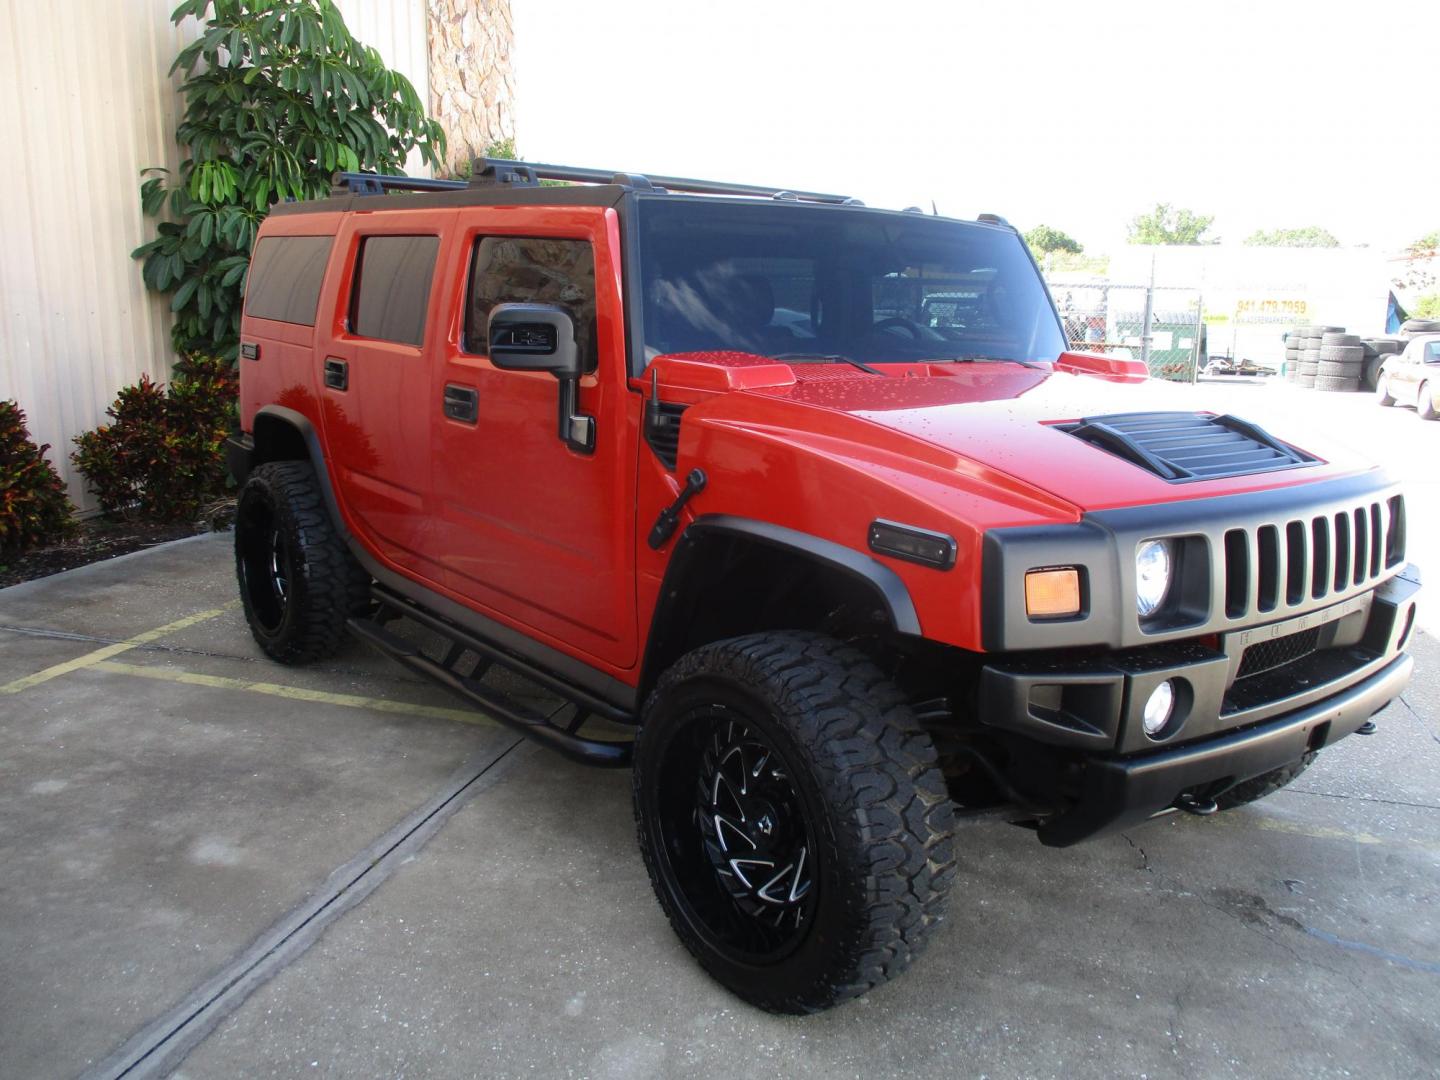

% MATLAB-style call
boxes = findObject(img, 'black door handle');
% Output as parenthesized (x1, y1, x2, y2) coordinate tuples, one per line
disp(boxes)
(443, 383, 478, 423)
(324, 357, 348, 391)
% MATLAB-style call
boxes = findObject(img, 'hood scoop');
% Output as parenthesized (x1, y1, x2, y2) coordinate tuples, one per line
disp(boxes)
(1059, 411, 1318, 483)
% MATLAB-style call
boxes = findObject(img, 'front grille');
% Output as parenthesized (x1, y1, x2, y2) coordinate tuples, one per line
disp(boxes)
(1221, 495, 1405, 622)
(1235, 626, 1321, 680)
(1060, 411, 1316, 482)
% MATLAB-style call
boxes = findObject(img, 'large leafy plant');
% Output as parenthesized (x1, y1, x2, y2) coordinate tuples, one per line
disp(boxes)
(135, 0, 444, 359)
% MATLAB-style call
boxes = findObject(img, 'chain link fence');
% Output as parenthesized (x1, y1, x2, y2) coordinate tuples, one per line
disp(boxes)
(1046, 281, 1205, 382)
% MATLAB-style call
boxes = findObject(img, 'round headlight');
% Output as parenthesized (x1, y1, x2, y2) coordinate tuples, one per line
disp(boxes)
(1135, 539, 1174, 617)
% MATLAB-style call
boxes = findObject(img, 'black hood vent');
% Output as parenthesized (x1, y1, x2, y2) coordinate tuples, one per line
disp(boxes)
(645, 401, 687, 470)
(1060, 411, 1317, 483)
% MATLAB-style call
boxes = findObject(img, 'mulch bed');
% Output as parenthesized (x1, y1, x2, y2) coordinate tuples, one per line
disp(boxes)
(0, 518, 218, 589)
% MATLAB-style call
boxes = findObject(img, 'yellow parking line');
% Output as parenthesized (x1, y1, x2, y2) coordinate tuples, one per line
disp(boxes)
(91, 659, 500, 729)
(0, 602, 240, 695)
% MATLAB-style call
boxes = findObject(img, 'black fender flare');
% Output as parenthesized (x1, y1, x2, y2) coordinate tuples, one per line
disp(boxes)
(638, 514, 921, 699)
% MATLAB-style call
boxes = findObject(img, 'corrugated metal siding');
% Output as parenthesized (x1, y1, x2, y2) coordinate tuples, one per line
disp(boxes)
(0, 0, 194, 510)
(336, 0, 432, 179)
(0, 0, 429, 512)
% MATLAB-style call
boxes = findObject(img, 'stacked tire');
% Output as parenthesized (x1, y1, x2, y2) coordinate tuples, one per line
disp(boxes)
(1282, 327, 1306, 382)
(1294, 324, 1339, 388)
(1315, 332, 1365, 392)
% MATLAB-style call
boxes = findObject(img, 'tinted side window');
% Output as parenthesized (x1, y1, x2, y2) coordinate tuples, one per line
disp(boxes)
(465, 238, 597, 368)
(245, 235, 333, 325)
(349, 235, 440, 346)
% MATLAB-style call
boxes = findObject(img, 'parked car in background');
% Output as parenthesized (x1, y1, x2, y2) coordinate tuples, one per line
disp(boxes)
(1376, 334, 1440, 419)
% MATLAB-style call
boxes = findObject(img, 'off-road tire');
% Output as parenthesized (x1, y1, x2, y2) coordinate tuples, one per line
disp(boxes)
(633, 631, 956, 1013)
(1314, 374, 1359, 392)
(235, 460, 371, 664)
(1376, 373, 1396, 406)
(1215, 753, 1316, 810)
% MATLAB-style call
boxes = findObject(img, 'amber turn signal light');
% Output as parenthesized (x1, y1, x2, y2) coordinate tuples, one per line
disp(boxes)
(1025, 567, 1082, 619)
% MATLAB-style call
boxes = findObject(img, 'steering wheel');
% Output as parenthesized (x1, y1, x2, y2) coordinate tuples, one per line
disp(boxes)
(873, 316, 924, 338)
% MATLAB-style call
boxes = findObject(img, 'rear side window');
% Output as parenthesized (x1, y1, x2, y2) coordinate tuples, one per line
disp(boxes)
(465, 237, 597, 367)
(245, 235, 333, 325)
(349, 235, 441, 346)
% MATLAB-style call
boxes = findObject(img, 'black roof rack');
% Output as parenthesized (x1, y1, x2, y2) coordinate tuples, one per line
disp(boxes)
(333, 158, 856, 205)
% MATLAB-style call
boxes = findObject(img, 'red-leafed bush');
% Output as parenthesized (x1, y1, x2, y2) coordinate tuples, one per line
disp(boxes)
(71, 356, 238, 521)
(0, 399, 76, 551)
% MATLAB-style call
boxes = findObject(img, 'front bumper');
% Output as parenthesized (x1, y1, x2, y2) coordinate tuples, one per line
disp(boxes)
(976, 564, 1420, 846)
(1036, 652, 1412, 845)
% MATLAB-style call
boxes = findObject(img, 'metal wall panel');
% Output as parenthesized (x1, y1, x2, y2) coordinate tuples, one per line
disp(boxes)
(0, 0, 429, 512)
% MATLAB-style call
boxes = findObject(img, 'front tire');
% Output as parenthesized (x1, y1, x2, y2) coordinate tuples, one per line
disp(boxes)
(633, 632, 956, 1013)
(235, 461, 371, 664)
(1215, 753, 1315, 811)
(1419, 382, 1438, 420)
(1376, 372, 1395, 406)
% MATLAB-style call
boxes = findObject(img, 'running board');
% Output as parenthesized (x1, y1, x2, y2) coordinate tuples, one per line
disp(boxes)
(346, 615, 633, 768)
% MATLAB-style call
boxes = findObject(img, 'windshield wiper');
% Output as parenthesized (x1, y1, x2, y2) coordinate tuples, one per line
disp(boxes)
(935, 355, 1043, 370)
(771, 352, 884, 376)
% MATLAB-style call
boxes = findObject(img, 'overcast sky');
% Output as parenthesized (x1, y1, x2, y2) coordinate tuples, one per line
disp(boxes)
(512, 0, 1437, 253)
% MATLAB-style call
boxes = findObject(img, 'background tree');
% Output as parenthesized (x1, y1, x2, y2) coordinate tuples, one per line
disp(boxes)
(1393, 228, 1439, 304)
(1127, 203, 1217, 245)
(135, 0, 445, 360)
(1023, 225, 1083, 258)
(1243, 226, 1340, 248)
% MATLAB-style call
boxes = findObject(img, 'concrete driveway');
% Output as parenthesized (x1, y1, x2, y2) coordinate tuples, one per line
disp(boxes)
(2, 386, 1438, 1079)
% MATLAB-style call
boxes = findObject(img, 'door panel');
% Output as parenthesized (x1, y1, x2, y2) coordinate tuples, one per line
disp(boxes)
(321, 212, 456, 571)
(430, 208, 638, 669)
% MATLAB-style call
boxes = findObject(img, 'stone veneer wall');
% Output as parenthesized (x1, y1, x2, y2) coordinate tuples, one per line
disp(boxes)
(426, 0, 515, 175)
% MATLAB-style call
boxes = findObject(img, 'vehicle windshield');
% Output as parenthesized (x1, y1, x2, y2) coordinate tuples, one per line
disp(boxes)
(635, 197, 1066, 365)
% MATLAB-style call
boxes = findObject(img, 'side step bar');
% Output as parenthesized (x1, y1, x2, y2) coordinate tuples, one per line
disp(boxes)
(346, 601, 633, 768)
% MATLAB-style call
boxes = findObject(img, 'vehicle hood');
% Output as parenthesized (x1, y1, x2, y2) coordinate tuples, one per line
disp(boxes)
(658, 354, 1379, 514)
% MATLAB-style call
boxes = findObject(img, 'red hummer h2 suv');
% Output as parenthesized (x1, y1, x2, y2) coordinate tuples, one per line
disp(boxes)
(226, 159, 1421, 1013)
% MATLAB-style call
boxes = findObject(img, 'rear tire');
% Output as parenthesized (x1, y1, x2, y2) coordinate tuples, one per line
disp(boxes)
(1215, 753, 1315, 810)
(633, 631, 956, 1013)
(235, 461, 372, 664)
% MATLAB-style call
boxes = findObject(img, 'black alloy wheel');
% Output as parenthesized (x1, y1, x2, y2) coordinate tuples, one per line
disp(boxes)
(634, 631, 956, 1013)
(234, 461, 371, 664)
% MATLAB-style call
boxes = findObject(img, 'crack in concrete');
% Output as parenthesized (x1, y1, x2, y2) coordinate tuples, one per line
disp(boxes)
(1120, 831, 1153, 874)
(1284, 787, 1440, 812)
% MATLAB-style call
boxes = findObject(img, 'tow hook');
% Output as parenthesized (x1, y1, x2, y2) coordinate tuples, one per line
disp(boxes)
(1174, 793, 1219, 816)
(1356, 720, 1378, 736)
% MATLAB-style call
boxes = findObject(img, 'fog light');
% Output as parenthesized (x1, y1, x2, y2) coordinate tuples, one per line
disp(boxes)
(1142, 680, 1176, 737)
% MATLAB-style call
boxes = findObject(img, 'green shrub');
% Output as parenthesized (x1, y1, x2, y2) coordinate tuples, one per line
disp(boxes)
(0, 400, 76, 551)
(71, 356, 238, 521)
